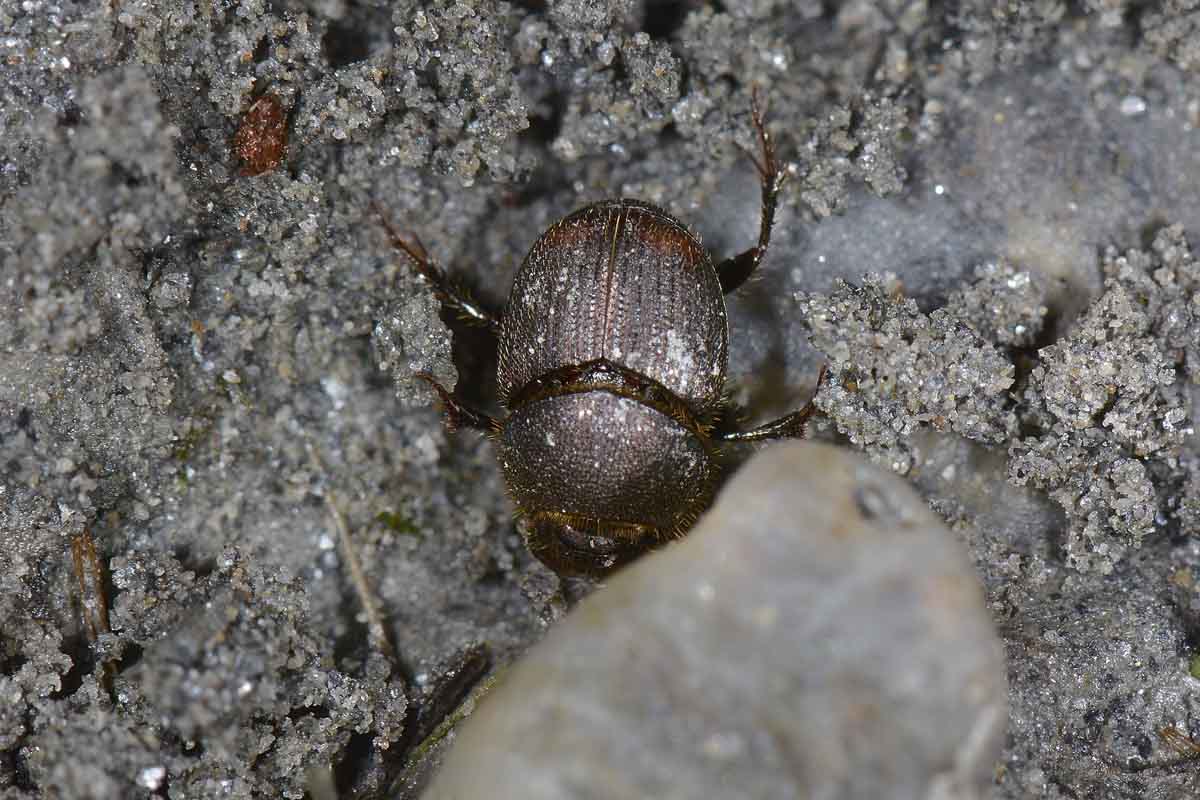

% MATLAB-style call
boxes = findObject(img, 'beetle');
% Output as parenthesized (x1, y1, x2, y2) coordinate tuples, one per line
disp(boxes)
(379, 91, 822, 577)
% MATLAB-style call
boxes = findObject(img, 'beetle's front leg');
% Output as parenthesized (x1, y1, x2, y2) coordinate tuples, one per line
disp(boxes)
(416, 372, 499, 435)
(718, 365, 827, 443)
(716, 87, 790, 295)
(373, 202, 502, 333)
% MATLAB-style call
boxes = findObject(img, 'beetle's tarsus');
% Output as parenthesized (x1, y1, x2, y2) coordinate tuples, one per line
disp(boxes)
(374, 201, 503, 333)
(415, 372, 497, 434)
(717, 88, 788, 295)
(744, 85, 774, 177)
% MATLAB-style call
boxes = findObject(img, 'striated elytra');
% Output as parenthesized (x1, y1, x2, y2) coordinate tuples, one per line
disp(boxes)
(381, 92, 824, 576)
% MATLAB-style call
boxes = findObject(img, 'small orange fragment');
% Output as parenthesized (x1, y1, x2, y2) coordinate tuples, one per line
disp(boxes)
(233, 94, 288, 176)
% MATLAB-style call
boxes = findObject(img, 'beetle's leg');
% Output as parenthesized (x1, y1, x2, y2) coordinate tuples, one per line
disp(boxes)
(373, 202, 502, 333)
(716, 87, 789, 295)
(718, 365, 827, 443)
(416, 372, 499, 434)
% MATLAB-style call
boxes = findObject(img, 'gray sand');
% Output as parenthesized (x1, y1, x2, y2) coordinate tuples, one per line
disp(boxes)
(2, 1, 1199, 798)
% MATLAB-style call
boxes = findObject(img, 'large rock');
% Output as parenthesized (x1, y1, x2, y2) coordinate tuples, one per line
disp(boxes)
(424, 442, 1008, 800)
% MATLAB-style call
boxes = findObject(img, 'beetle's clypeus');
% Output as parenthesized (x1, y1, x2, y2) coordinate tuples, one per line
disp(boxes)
(380, 91, 824, 577)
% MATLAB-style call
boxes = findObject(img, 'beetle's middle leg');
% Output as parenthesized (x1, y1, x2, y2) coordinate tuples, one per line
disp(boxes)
(718, 365, 827, 443)
(716, 87, 789, 295)
(416, 372, 499, 435)
(373, 202, 502, 333)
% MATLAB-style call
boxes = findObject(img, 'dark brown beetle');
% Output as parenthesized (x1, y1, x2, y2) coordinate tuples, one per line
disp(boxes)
(380, 92, 822, 576)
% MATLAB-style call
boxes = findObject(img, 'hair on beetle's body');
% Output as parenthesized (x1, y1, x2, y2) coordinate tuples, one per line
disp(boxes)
(380, 91, 823, 577)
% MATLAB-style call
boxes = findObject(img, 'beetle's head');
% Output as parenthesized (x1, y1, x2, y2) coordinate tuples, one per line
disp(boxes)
(520, 512, 663, 578)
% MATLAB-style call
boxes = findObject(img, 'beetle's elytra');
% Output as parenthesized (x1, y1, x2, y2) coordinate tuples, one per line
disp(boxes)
(381, 91, 823, 577)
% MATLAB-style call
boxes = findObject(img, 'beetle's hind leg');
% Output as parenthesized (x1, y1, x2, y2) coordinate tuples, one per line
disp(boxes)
(716, 87, 790, 295)
(416, 372, 499, 435)
(718, 365, 827, 443)
(372, 202, 502, 333)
